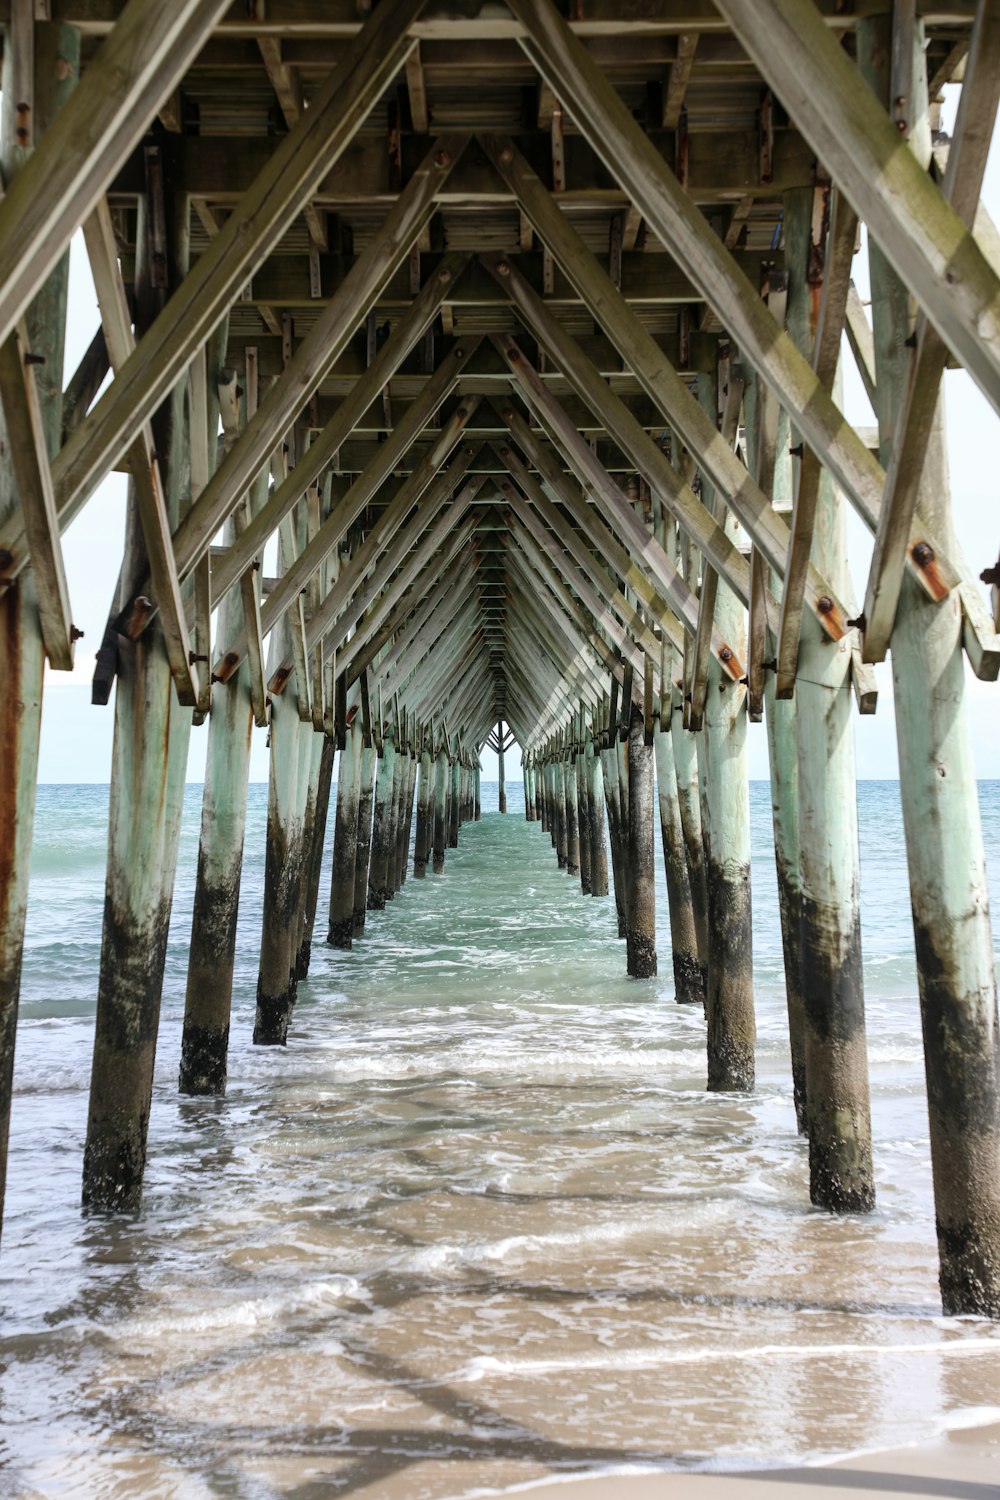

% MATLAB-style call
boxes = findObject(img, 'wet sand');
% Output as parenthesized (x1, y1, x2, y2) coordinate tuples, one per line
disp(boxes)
(507, 1425, 1000, 1499)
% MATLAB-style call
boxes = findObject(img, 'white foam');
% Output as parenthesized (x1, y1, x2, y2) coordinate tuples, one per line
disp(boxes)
(114, 1275, 365, 1340)
(459, 1336, 1000, 1382)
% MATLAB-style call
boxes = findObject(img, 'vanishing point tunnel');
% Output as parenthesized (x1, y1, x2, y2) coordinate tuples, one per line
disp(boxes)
(0, 0, 999, 1324)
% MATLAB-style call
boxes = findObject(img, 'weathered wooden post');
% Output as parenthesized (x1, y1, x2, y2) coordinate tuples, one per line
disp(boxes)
(181, 343, 262, 1091)
(353, 736, 376, 935)
(386, 734, 403, 894)
(784, 187, 873, 1209)
(297, 735, 335, 977)
(861, 14, 1000, 1307)
(625, 697, 657, 977)
(670, 708, 709, 989)
(432, 740, 449, 873)
(397, 739, 416, 887)
(368, 727, 395, 909)
(695, 369, 755, 1091)
(448, 755, 460, 847)
(654, 712, 703, 1004)
(474, 763, 482, 821)
(328, 712, 362, 947)
(743, 371, 808, 1132)
(497, 718, 507, 812)
(587, 729, 609, 898)
(0, 18, 80, 1229)
(601, 728, 627, 938)
(576, 718, 593, 894)
(414, 739, 433, 876)
(83, 171, 195, 1209)
(253, 632, 303, 1045)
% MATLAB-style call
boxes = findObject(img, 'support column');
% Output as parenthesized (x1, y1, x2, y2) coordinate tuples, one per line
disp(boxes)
(474, 764, 481, 821)
(397, 746, 416, 887)
(602, 738, 627, 938)
(328, 715, 362, 946)
(414, 743, 432, 877)
(253, 669, 302, 1045)
(625, 701, 656, 978)
(587, 733, 609, 898)
(0, 21, 79, 1230)
(84, 175, 194, 1209)
(695, 371, 754, 1092)
(297, 735, 334, 978)
(654, 720, 702, 1003)
(861, 16, 999, 1306)
(497, 719, 506, 812)
(432, 745, 449, 873)
(670, 712, 709, 1000)
(368, 730, 395, 909)
(785, 187, 873, 1209)
(577, 726, 593, 895)
(353, 739, 376, 935)
(448, 755, 460, 848)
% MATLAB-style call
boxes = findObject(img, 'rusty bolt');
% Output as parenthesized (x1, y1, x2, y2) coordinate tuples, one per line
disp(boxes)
(456, 407, 467, 420)
(817, 595, 834, 614)
(434, 149, 452, 168)
(500, 145, 514, 164)
(224, 651, 239, 667)
(507, 347, 520, 361)
(500, 445, 510, 457)
(455, 347, 464, 358)
(0, 549, 13, 571)
(913, 541, 935, 567)
(23, 352, 45, 367)
(502, 407, 515, 421)
(719, 645, 733, 663)
(70, 625, 85, 642)
(438, 267, 452, 284)
(189, 651, 208, 664)
(496, 259, 511, 276)
(846, 612, 867, 632)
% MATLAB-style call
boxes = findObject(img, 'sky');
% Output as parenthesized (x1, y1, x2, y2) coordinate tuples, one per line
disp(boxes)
(34, 88, 1000, 783)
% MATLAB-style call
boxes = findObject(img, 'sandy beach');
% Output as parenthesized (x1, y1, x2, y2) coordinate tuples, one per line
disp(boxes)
(509, 1424, 1000, 1500)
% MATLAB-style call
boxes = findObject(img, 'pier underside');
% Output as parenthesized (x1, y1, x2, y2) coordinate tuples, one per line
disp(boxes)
(0, 0, 999, 1322)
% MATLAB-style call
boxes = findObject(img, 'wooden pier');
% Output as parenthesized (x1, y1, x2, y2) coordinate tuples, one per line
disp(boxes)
(0, 0, 998, 1317)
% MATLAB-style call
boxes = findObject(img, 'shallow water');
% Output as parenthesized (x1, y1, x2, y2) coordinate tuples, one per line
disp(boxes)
(3, 781, 1000, 1498)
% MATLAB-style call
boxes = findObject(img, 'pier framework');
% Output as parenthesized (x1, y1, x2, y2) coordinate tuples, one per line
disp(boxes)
(0, 0, 998, 1316)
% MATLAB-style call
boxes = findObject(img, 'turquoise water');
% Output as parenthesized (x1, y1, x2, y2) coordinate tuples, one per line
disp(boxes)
(2, 781, 1000, 1496)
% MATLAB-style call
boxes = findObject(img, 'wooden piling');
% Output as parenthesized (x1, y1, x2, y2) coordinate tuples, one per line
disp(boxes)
(695, 372, 755, 1090)
(432, 744, 449, 873)
(654, 719, 703, 1004)
(368, 729, 395, 908)
(353, 739, 376, 934)
(0, 21, 80, 1231)
(861, 14, 1000, 1308)
(83, 177, 194, 1208)
(413, 742, 432, 877)
(587, 732, 610, 898)
(785, 187, 874, 1210)
(297, 735, 335, 976)
(625, 699, 657, 978)
(576, 725, 593, 894)
(497, 718, 507, 812)
(328, 714, 362, 947)
(253, 651, 302, 1045)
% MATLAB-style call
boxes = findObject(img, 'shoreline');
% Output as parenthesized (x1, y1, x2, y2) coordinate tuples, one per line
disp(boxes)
(485, 1423, 1000, 1499)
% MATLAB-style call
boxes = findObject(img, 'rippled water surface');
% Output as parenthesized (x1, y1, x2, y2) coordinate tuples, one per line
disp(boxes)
(4, 781, 1000, 1497)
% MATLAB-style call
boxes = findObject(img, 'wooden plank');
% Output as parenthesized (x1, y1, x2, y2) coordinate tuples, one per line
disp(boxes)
(0, 326, 75, 668)
(663, 31, 698, 129)
(405, 41, 429, 132)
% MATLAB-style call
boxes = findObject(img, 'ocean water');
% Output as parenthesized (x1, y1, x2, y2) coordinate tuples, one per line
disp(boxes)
(3, 780, 1000, 1497)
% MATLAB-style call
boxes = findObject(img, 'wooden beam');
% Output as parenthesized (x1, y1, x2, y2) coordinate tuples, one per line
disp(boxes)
(0, 326, 75, 668)
(480, 138, 846, 639)
(0, 0, 231, 350)
(775, 186, 858, 697)
(405, 40, 429, 132)
(4, 0, 430, 566)
(862, 0, 1000, 663)
(82, 197, 199, 705)
(180, 250, 469, 593)
(663, 32, 698, 129)
(715, 0, 1000, 414)
(503, 0, 961, 602)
